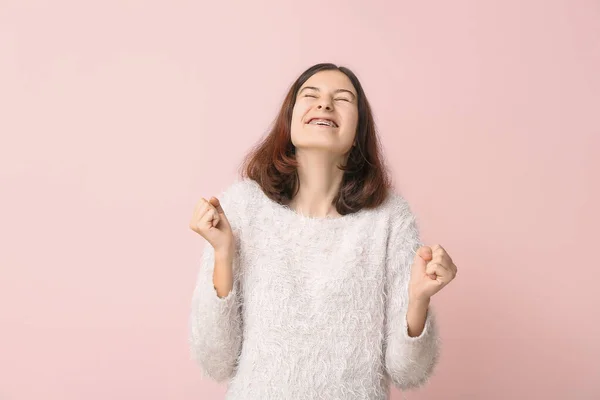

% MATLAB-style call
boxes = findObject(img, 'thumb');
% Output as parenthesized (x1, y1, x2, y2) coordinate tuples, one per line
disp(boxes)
(416, 246, 438, 279)
(209, 197, 226, 216)
(414, 246, 433, 268)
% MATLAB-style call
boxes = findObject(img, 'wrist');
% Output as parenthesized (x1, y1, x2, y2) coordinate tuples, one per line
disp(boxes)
(214, 245, 234, 262)
(409, 296, 431, 309)
(215, 249, 233, 261)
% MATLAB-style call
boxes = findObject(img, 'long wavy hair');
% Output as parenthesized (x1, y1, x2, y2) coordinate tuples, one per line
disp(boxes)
(240, 63, 391, 215)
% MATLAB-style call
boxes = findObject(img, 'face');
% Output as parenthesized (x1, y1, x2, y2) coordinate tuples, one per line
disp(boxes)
(290, 70, 359, 157)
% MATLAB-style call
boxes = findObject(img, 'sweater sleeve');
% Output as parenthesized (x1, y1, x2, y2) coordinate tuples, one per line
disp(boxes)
(383, 198, 441, 390)
(188, 181, 246, 383)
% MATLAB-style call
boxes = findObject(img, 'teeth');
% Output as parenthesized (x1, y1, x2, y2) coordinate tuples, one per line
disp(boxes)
(309, 119, 336, 127)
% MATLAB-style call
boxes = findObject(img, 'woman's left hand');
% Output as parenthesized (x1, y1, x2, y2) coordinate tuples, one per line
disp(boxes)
(409, 244, 457, 302)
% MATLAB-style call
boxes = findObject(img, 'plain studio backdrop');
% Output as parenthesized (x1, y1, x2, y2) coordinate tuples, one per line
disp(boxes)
(1, 0, 599, 399)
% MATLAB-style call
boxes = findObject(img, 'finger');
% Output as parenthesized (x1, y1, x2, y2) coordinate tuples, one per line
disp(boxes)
(425, 263, 449, 286)
(431, 244, 448, 260)
(209, 205, 220, 227)
(425, 261, 452, 278)
(200, 204, 219, 228)
(432, 253, 453, 270)
(431, 244, 444, 253)
(449, 263, 458, 278)
(433, 245, 454, 266)
(195, 198, 211, 217)
(438, 261, 457, 280)
(416, 246, 433, 261)
(209, 197, 226, 215)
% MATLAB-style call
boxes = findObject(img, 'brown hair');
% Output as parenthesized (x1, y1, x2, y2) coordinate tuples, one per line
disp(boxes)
(240, 63, 391, 215)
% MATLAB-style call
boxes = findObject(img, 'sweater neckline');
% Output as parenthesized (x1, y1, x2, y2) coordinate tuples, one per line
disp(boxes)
(246, 179, 369, 226)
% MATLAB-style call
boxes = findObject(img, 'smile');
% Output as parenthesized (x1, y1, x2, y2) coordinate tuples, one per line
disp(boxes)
(307, 118, 338, 128)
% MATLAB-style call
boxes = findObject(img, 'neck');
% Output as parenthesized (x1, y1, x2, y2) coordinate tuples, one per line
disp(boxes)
(289, 149, 346, 218)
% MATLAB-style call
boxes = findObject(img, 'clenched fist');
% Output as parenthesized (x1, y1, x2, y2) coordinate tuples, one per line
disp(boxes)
(189, 196, 234, 254)
(409, 244, 457, 302)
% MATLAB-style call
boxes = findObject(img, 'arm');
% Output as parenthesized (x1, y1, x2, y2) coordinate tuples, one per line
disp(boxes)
(406, 298, 430, 338)
(213, 247, 234, 298)
(189, 242, 243, 382)
(384, 206, 440, 390)
(189, 182, 247, 382)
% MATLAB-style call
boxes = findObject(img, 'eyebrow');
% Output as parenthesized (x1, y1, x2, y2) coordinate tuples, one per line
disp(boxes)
(299, 86, 356, 100)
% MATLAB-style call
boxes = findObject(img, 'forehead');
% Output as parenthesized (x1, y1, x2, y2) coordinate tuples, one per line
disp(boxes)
(300, 70, 356, 93)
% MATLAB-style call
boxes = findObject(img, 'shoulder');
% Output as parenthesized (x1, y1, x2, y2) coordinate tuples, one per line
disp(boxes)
(375, 189, 422, 263)
(379, 188, 416, 220)
(219, 177, 259, 202)
(216, 178, 262, 226)
(377, 187, 420, 237)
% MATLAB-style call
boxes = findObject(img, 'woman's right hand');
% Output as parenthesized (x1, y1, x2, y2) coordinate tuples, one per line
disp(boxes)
(190, 196, 234, 255)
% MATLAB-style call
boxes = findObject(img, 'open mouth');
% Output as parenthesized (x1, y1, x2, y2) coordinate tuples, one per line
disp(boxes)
(307, 118, 338, 128)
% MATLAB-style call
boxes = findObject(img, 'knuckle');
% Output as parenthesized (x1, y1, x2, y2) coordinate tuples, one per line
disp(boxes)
(427, 263, 439, 272)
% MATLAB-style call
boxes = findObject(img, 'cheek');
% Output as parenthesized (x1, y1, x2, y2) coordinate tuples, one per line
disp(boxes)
(290, 103, 308, 137)
(291, 105, 301, 124)
(292, 100, 310, 118)
(342, 109, 359, 133)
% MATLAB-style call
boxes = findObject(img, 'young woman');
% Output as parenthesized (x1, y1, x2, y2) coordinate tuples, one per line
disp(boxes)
(189, 63, 458, 399)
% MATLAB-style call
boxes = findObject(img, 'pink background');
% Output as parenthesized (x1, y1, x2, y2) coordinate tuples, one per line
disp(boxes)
(1, 0, 599, 399)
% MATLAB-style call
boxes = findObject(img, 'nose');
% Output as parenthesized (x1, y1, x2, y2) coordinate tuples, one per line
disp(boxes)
(317, 98, 333, 111)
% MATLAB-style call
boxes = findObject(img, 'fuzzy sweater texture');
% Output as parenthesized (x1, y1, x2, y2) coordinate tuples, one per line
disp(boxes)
(189, 178, 440, 399)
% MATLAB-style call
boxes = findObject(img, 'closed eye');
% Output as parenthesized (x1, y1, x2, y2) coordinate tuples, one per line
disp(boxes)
(335, 98, 351, 102)
(304, 94, 317, 98)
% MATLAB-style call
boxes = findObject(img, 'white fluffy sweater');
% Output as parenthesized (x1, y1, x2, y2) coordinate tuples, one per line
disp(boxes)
(189, 178, 440, 399)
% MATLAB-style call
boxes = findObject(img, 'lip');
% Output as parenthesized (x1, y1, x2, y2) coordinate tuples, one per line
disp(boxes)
(306, 116, 339, 128)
